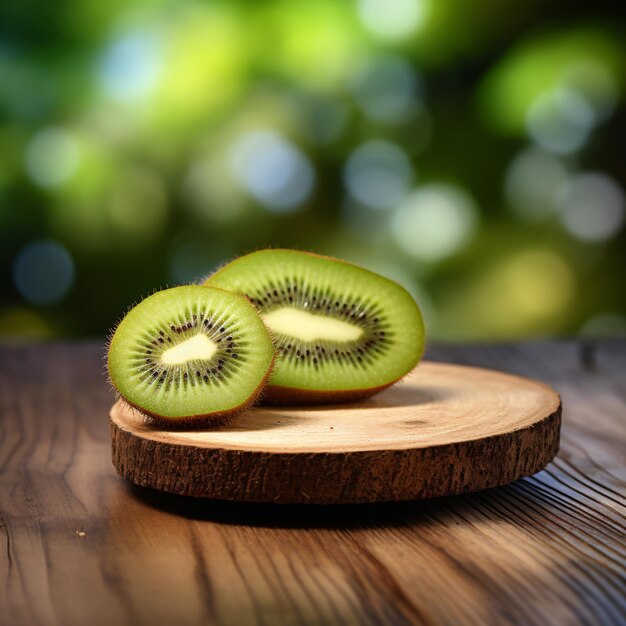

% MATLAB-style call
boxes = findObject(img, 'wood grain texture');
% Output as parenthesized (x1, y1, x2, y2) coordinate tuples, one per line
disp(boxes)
(110, 362, 561, 503)
(1, 340, 625, 626)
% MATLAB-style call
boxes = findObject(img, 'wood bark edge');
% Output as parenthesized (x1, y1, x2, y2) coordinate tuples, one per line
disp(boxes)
(110, 402, 561, 504)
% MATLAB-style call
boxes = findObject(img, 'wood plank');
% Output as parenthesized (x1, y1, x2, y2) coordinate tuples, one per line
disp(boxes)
(1, 340, 625, 625)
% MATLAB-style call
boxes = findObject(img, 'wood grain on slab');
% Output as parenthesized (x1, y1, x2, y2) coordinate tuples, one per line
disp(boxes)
(110, 362, 561, 503)
(1, 340, 625, 626)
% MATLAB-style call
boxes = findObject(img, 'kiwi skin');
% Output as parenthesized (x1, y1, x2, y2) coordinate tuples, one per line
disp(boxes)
(262, 380, 395, 406)
(208, 249, 426, 406)
(106, 286, 276, 429)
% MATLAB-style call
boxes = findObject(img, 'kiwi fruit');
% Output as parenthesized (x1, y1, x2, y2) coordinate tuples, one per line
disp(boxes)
(205, 250, 425, 404)
(107, 285, 274, 426)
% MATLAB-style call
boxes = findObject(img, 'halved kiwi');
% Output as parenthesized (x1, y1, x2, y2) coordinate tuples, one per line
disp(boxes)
(107, 285, 274, 426)
(205, 250, 425, 403)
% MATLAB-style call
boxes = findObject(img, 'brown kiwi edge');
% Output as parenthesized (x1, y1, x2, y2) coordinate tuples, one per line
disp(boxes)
(209, 248, 426, 406)
(262, 380, 397, 406)
(115, 352, 276, 430)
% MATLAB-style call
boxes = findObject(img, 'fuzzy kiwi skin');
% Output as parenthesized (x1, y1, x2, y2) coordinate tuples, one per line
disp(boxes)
(116, 353, 275, 430)
(262, 379, 396, 406)
(208, 249, 426, 405)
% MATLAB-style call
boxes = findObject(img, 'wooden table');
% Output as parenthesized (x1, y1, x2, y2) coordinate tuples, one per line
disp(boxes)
(1, 340, 624, 626)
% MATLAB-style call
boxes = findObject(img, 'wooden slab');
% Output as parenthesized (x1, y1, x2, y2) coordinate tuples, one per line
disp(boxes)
(110, 361, 561, 504)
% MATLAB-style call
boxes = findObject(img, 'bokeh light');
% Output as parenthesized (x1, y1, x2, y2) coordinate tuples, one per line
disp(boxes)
(343, 140, 414, 211)
(563, 60, 620, 122)
(358, 0, 428, 42)
(526, 87, 595, 154)
(147, 2, 248, 132)
(12, 240, 75, 306)
(558, 173, 625, 242)
(391, 184, 479, 262)
(25, 128, 80, 188)
(99, 33, 162, 102)
(228, 130, 315, 213)
(479, 28, 623, 135)
(258, 1, 361, 88)
(441, 249, 575, 340)
(350, 54, 423, 124)
(505, 148, 569, 222)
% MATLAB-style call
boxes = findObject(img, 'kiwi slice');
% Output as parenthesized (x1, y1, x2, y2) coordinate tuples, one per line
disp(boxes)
(205, 250, 425, 403)
(107, 285, 274, 426)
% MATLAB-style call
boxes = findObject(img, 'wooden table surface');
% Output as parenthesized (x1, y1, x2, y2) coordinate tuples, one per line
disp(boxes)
(1, 340, 625, 626)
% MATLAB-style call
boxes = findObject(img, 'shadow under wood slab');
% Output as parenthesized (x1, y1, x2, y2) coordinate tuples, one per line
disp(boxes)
(110, 361, 561, 503)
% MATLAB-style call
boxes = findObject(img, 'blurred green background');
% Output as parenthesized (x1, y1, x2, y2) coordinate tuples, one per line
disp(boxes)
(1, 0, 625, 341)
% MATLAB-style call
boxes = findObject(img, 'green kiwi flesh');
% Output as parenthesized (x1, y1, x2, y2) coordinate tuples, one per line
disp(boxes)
(107, 285, 274, 424)
(205, 250, 425, 403)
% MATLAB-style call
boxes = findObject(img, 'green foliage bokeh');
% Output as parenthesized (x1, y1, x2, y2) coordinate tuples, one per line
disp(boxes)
(1, 0, 625, 340)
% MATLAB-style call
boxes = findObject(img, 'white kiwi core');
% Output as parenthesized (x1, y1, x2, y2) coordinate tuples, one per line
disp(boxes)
(161, 333, 218, 365)
(263, 308, 363, 343)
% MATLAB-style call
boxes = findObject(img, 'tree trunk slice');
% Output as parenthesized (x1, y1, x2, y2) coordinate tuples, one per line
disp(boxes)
(110, 361, 561, 504)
